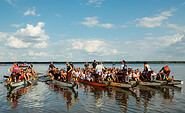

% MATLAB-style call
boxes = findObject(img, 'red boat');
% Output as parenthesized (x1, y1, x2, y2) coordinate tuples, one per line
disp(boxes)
(78, 79, 110, 87)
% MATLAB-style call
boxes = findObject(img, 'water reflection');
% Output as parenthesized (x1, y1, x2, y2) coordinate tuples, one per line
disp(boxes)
(47, 81, 78, 109)
(6, 80, 37, 109)
(78, 83, 183, 113)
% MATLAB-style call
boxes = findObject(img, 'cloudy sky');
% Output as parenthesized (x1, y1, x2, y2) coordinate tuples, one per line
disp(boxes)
(0, 0, 185, 62)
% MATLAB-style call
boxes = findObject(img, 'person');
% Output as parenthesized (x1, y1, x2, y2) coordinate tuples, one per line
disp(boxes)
(151, 70, 156, 81)
(158, 65, 170, 80)
(54, 70, 60, 80)
(96, 62, 104, 82)
(66, 62, 72, 82)
(85, 71, 93, 82)
(103, 70, 115, 81)
(49, 62, 55, 69)
(120, 60, 127, 82)
(10, 62, 19, 82)
(70, 62, 74, 69)
(140, 62, 151, 81)
(84, 61, 89, 70)
(92, 60, 97, 69)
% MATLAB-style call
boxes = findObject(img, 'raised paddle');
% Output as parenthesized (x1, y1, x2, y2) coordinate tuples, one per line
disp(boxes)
(3, 75, 9, 78)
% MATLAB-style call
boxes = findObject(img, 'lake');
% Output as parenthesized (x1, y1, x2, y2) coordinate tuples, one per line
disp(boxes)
(0, 63, 185, 113)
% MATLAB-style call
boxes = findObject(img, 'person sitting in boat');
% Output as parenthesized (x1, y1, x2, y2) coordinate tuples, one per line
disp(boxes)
(151, 70, 156, 81)
(85, 71, 93, 82)
(54, 70, 60, 80)
(134, 69, 140, 80)
(140, 62, 151, 81)
(103, 70, 115, 82)
(158, 65, 171, 81)
(72, 68, 81, 82)
(79, 69, 85, 80)
(60, 69, 66, 82)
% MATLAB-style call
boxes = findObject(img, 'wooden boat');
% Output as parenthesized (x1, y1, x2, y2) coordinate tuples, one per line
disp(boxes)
(156, 80, 183, 85)
(104, 81, 137, 88)
(130, 80, 162, 86)
(78, 79, 109, 87)
(51, 79, 76, 88)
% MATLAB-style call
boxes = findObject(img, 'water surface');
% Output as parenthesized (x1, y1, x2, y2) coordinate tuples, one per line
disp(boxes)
(0, 63, 185, 113)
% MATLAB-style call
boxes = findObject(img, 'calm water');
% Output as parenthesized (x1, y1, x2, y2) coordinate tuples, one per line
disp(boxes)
(0, 63, 185, 113)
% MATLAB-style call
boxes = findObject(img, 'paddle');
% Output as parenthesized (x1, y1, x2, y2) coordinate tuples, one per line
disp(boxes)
(3, 75, 9, 78)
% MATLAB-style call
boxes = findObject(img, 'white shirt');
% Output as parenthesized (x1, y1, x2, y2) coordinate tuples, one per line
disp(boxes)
(80, 74, 85, 79)
(96, 65, 104, 73)
(120, 64, 125, 69)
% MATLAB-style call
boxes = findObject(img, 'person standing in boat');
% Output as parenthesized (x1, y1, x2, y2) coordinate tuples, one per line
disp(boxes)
(84, 61, 90, 70)
(92, 60, 97, 69)
(120, 60, 127, 82)
(10, 62, 20, 82)
(66, 62, 72, 82)
(49, 62, 55, 69)
(70, 62, 74, 69)
(96, 62, 104, 82)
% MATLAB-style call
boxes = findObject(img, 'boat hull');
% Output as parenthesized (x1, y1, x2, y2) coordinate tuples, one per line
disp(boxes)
(78, 79, 108, 87)
(130, 80, 162, 86)
(104, 81, 133, 88)
(156, 80, 183, 85)
(52, 80, 76, 88)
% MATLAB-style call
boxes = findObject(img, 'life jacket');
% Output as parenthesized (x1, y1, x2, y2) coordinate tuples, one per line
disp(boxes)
(164, 66, 170, 71)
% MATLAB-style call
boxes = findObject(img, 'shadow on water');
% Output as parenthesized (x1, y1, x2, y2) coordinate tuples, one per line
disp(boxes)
(6, 80, 38, 109)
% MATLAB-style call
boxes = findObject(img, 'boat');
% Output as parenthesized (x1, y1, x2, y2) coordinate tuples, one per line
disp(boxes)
(45, 76, 76, 88)
(5, 77, 35, 88)
(104, 81, 138, 88)
(130, 80, 163, 86)
(78, 79, 109, 87)
(51, 79, 76, 88)
(156, 80, 183, 86)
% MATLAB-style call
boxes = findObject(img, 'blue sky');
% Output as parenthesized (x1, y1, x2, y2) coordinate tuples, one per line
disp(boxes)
(0, 0, 185, 62)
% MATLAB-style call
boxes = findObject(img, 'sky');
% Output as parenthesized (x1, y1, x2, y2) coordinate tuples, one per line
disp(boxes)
(0, 0, 185, 62)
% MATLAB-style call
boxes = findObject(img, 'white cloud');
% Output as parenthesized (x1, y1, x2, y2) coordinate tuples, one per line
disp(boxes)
(136, 8, 176, 28)
(121, 25, 128, 28)
(0, 32, 9, 41)
(15, 22, 49, 41)
(6, 22, 49, 49)
(167, 24, 185, 33)
(87, 0, 104, 7)
(33, 41, 48, 48)
(6, 0, 15, 6)
(24, 7, 40, 16)
(81, 17, 114, 29)
(84, 40, 105, 52)
(72, 40, 84, 50)
(28, 50, 48, 57)
(7, 36, 31, 48)
(10, 23, 23, 28)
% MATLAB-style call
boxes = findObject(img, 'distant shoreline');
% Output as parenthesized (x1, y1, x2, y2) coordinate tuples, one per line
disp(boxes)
(0, 61, 185, 64)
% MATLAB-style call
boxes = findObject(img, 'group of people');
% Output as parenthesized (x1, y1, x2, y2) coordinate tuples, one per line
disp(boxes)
(46, 60, 172, 83)
(7, 62, 35, 83)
